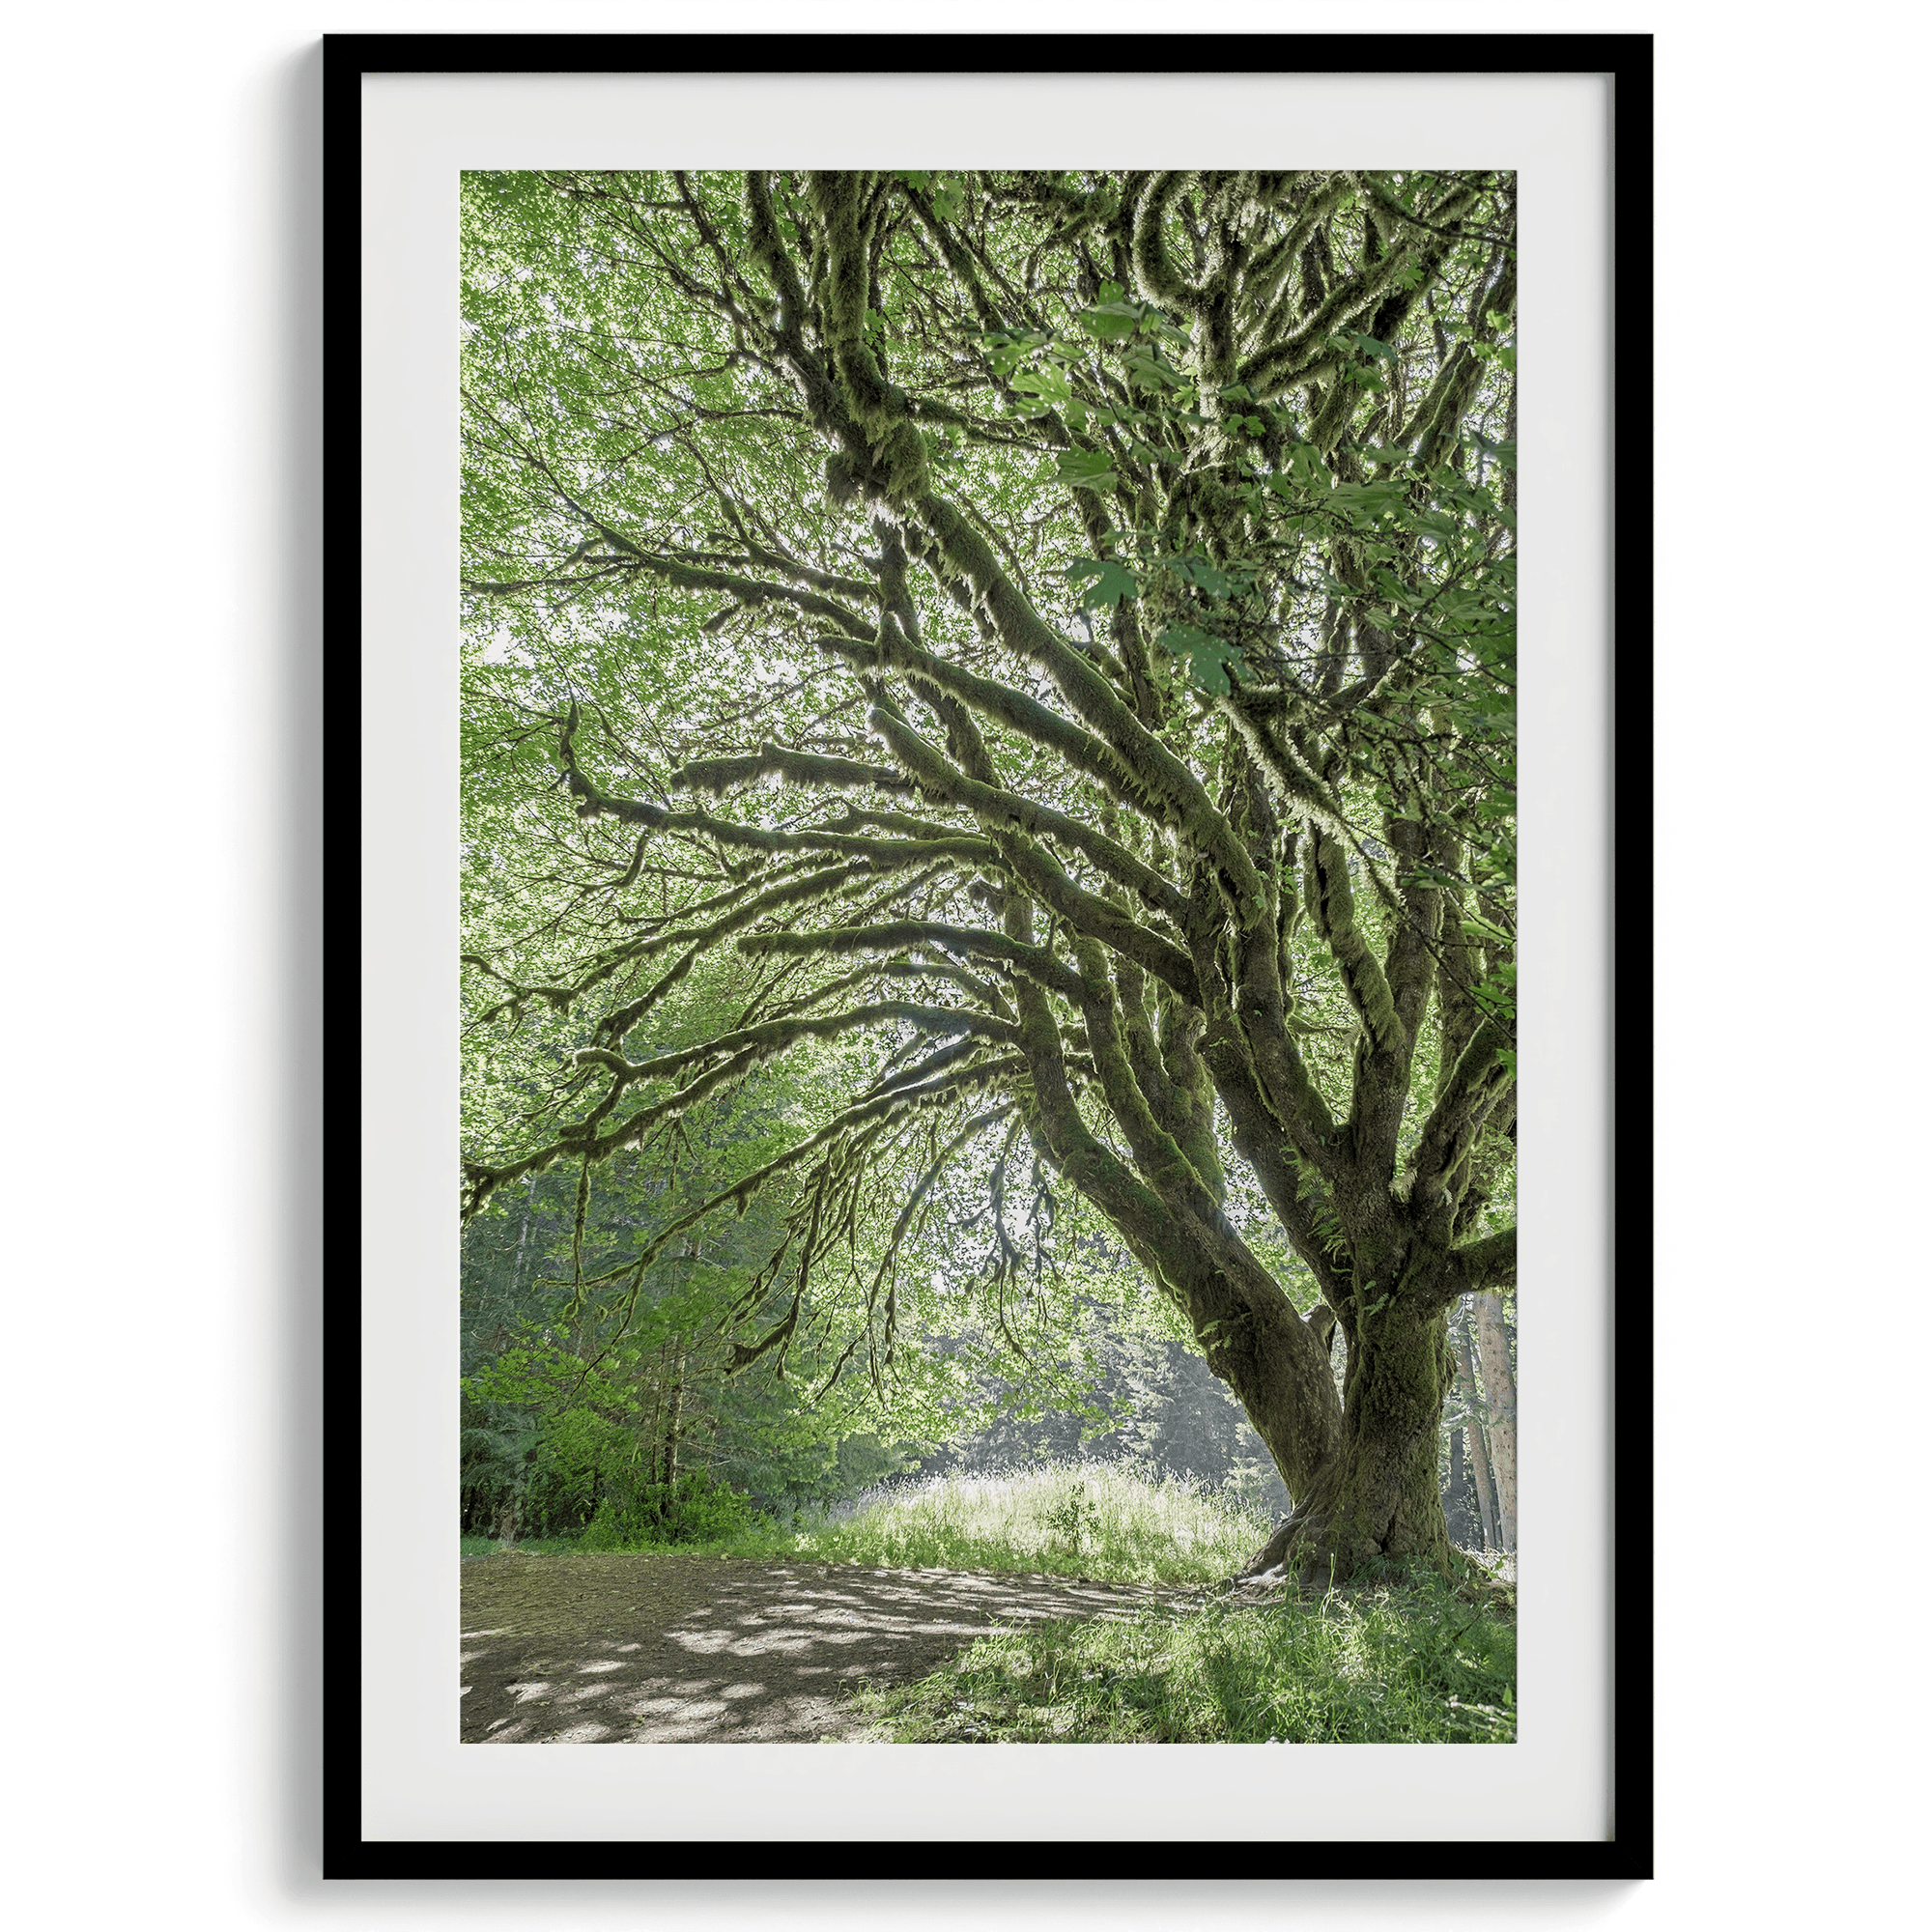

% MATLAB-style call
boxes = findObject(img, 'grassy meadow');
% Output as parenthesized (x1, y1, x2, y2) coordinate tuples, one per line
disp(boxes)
(785, 1461, 1270, 1585)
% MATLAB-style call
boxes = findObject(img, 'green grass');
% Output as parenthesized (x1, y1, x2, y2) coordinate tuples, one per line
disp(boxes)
(459, 1534, 586, 1560)
(768, 1462, 1275, 1586)
(853, 1576, 1517, 1744)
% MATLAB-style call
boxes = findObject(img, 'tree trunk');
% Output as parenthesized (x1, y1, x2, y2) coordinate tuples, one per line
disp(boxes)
(495, 1492, 518, 1551)
(1471, 1291, 1517, 1550)
(1240, 1300, 1455, 1585)
(508, 1174, 536, 1296)
(646, 1339, 668, 1485)
(661, 1351, 684, 1493)
(1453, 1315, 1499, 1551)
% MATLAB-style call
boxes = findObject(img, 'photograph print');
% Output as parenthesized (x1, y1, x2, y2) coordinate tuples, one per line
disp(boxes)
(454, 165, 1520, 1748)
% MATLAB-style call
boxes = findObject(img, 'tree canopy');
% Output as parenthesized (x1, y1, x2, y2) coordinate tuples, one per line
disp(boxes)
(459, 168, 1517, 1579)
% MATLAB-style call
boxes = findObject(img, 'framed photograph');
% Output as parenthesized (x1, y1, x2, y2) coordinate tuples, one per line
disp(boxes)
(327, 32, 1650, 1878)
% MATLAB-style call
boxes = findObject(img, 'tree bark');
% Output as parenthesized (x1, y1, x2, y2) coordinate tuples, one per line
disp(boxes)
(1471, 1291, 1517, 1549)
(1241, 1299, 1455, 1584)
(661, 1350, 684, 1494)
(508, 1173, 536, 1297)
(1453, 1314, 1498, 1551)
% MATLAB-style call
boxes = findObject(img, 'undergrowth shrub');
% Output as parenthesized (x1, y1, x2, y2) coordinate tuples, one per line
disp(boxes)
(580, 1471, 758, 1549)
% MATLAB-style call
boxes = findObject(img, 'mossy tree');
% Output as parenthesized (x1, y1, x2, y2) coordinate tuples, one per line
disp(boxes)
(460, 169, 1517, 1581)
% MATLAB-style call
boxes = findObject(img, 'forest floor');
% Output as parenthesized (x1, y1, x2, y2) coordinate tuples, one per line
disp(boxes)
(460, 1549, 1205, 1744)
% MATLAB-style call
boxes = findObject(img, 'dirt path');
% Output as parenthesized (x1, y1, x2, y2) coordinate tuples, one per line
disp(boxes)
(461, 1551, 1201, 1744)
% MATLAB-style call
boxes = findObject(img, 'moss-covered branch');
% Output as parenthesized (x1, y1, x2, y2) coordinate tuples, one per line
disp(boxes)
(674, 742, 914, 800)
(1236, 181, 1481, 403)
(816, 628, 1150, 843)
(1406, 1016, 1513, 1221)
(475, 517, 875, 640)
(1303, 825, 1404, 1059)
(908, 494, 1268, 912)
(1421, 1224, 1516, 1308)
(739, 920, 1086, 1004)
(866, 704, 1199, 1001)
(848, 661, 1190, 924)
(573, 1000, 1020, 1093)
(1068, 935, 1221, 1207)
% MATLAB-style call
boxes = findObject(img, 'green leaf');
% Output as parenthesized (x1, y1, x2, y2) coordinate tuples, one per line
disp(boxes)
(1284, 442, 1329, 489)
(1065, 556, 1138, 607)
(1158, 623, 1241, 695)
(1010, 364, 1072, 404)
(1077, 299, 1152, 342)
(1122, 349, 1182, 390)
(1054, 451, 1120, 496)
(1167, 554, 1239, 599)
(1337, 327, 1401, 365)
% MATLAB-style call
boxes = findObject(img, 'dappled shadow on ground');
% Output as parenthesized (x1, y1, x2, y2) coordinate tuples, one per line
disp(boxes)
(460, 1553, 1196, 1744)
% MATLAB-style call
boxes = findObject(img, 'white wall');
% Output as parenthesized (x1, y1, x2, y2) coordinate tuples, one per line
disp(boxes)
(2, 3, 1924, 1925)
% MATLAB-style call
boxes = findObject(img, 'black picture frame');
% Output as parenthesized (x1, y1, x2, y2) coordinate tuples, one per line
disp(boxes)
(325, 31, 1652, 1882)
